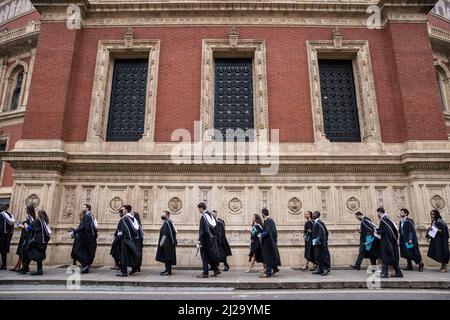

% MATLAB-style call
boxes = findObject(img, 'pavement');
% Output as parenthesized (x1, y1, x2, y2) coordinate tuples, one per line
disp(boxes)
(0, 265, 449, 290)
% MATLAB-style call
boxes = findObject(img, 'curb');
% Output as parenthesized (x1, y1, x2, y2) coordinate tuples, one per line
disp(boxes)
(1, 279, 449, 290)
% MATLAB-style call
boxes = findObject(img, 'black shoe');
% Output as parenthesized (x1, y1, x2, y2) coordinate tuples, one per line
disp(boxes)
(272, 267, 280, 274)
(350, 265, 361, 270)
(130, 268, 138, 275)
(418, 262, 424, 272)
(80, 266, 90, 274)
(321, 269, 330, 276)
(312, 270, 323, 275)
(212, 270, 221, 277)
(223, 265, 229, 272)
(116, 272, 128, 277)
(402, 266, 413, 271)
(392, 272, 404, 278)
(196, 274, 209, 278)
(31, 270, 43, 276)
(17, 268, 29, 274)
(0, 265, 6, 270)
(160, 271, 172, 276)
(160, 270, 168, 276)
(380, 273, 389, 278)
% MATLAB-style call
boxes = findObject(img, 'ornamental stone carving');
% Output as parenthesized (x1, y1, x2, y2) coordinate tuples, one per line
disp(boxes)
(25, 194, 40, 208)
(346, 196, 360, 212)
(109, 196, 123, 213)
(431, 194, 446, 210)
(168, 197, 182, 213)
(287, 197, 302, 214)
(228, 197, 242, 214)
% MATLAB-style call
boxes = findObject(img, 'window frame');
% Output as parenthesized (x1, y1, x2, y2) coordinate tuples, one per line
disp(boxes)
(1, 62, 28, 113)
(435, 62, 450, 114)
(200, 39, 269, 142)
(87, 38, 160, 142)
(306, 39, 381, 143)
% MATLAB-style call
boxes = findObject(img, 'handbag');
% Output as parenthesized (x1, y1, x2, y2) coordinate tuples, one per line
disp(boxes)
(405, 242, 414, 249)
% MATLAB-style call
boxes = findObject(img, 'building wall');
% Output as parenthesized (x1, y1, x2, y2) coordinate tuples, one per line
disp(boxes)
(2, 1, 450, 267)
(21, 23, 448, 143)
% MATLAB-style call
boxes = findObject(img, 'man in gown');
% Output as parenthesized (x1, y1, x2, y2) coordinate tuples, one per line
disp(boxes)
(116, 205, 141, 277)
(376, 207, 403, 278)
(259, 208, 281, 278)
(156, 210, 177, 276)
(212, 210, 232, 271)
(350, 211, 378, 270)
(311, 211, 331, 276)
(196, 202, 220, 278)
(0, 204, 14, 270)
(399, 208, 424, 271)
(69, 204, 98, 274)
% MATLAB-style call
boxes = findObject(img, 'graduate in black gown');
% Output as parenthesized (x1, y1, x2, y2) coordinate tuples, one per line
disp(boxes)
(19, 210, 51, 275)
(116, 205, 141, 277)
(196, 202, 220, 278)
(426, 209, 449, 273)
(156, 210, 177, 276)
(110, 208, 125, 270)
(12, 205, 35, 272)
(375, 207, 403, 278)
(212, 210, 232, 271)
(302, 211, 315, 271)
(259, 208, 281, 278)
(350, 211, 378, 270)
(134, 212, 144, 273)
(0, 204, 15, 270)
(247, 214, 263, 273)
(69, 204, 98, 274)
(311, 211, 331, 276)
(399, 208, 424, 272)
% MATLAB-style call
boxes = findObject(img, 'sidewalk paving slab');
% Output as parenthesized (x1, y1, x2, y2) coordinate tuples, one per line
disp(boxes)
(0, 266, 449, 290)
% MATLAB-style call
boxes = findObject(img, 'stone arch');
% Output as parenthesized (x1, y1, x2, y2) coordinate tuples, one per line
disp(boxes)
(1, 61, 29, 112)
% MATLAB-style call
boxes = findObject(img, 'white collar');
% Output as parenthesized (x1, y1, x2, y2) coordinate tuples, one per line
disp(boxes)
(1, 211, 15, 224)
(202, 211, 216, 228)
(126, 213, 139, 230)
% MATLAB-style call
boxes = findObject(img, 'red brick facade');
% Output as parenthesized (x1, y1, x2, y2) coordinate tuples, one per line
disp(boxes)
(20, 23, 449, 143)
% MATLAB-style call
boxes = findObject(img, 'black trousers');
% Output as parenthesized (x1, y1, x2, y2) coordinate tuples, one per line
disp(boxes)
(200, 248, 218, 275)
(165, 262, 172, 273)
(0, 252, 6, 266)
(355, 244, 377, 267)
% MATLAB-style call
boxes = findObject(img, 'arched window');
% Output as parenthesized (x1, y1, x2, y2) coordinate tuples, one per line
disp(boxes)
(436, 65, 450, 113)
(9, 65, 24, 111)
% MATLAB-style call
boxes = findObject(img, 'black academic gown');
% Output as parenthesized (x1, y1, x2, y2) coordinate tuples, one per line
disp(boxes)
(360, 216, 379, 259)
(136, 223, 144, 269)
(260, 217, 281, 268)
(71, 213, 98, 266)
(110, 225, 122, 265)
(249, 224, 263, 263)
(0, 211, 14, 254)
(156, 219, 177, 265)
(311, 219, 331, 269)
(377, 216, 400, 266)
(399, 217, 421, 264)
(198, 211, 219, 268)
(303, 220, 314, 263)
(118, 216, 141, 269)
(16, 215, 34, 259)
(427, 219, 450, 264)
(23, 219, 50, 262)
(216, 218, 232, 262)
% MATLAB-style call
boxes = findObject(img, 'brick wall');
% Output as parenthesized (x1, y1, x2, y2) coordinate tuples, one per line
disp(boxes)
(21, 22, 449, 143)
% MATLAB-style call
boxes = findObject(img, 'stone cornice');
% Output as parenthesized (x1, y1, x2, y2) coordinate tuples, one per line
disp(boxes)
(30, 0, 438, 26)
(429, 23, 450, 43)
(0, 20, 40, 54)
